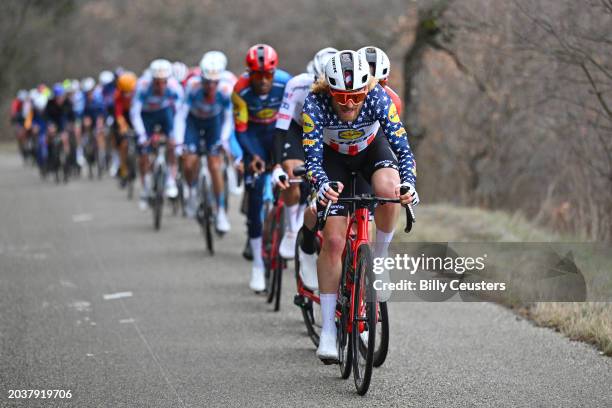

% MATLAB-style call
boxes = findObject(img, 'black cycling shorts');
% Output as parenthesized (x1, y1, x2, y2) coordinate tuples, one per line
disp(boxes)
(280, 120, 305, 163)
(316, 129, 399, 218)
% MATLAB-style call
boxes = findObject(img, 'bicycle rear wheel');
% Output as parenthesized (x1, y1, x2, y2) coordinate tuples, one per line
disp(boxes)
(373, 302, 389, 367)
(351, 244, 376, 395)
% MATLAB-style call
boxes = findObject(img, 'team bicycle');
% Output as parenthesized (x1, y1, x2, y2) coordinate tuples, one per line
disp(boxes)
(9, 45, 419, 395)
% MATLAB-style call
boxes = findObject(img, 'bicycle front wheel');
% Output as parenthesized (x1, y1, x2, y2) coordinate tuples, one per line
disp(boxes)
(373, 301, 389, 367)
(351, 244, 376, 395)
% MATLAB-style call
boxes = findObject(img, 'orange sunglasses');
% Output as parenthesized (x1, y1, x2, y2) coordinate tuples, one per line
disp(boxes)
(329, 87, 368, 105)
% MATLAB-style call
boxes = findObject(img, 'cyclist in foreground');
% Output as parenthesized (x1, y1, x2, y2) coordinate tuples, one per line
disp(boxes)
(174, 51, 232, 232)
(302, 50, 419, 362)
(131, 59, 184, 210)
(232, 44, 291, 291)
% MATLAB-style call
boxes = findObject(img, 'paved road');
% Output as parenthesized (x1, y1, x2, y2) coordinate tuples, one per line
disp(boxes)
(1, 153, 611, 407)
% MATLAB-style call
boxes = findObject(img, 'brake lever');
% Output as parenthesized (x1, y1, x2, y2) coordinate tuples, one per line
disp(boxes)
(399, 186, 416, 233)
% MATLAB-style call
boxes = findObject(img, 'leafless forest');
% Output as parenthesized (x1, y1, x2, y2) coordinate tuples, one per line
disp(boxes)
(2, 0, 611, 240)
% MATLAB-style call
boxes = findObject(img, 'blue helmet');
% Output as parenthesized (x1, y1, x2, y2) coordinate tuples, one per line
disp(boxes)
(52, 83, 65, 97)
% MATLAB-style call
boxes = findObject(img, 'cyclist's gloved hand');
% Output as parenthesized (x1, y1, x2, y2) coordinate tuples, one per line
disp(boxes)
(317, 181, 343, 205)
(271, 166, 289, 190)
(396, 182, 419, 206)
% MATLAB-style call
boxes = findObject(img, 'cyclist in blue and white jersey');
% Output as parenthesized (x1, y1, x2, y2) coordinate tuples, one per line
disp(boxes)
(174, 51, 233, 232)
(130, 58, 184, 210)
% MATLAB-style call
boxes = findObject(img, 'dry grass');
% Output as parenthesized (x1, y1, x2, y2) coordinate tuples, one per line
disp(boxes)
(397, 203, 612, 357)
(527, 303, 612, 356)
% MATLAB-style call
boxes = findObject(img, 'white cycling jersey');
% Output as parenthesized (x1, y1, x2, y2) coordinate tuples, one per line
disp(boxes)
(275, 72, 314, 130)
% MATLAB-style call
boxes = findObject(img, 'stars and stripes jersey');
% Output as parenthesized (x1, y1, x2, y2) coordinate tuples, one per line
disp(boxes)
(275, 72, 314, 130)
(383, 85, 402, 116)
(231, 69, 291, 132)
(302, 83, 416, 190)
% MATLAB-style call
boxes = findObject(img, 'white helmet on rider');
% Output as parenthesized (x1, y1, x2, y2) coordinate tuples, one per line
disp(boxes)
(357, 46, 390, 81)
(313, 47, 338, 78)
(199, 51, 227, 81)
(172, 61, 188, 82)
(33, 92, 48, 111)
(70, 79, 80, 92)
(17, 89, 28, 101)
(81, 77, 96, 93)
(306, 60, 315, 75)
(99, 70, 114, 86)
(149, 59, 173, 80)
(324, 50, 370, 91)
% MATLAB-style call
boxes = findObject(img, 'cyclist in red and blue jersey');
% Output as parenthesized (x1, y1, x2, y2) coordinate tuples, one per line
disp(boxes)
(130, 58, 184, 210)
(302, 50, 419, 362)
(232, 44, 291, 292)
(174, 51, 233, 232)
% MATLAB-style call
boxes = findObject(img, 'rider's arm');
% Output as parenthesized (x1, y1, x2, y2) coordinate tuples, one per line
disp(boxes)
(172, 85, 190, 147)
(231, 91, 257, 157)
(219, 94, 233, 153)
(374, 86, 416, 186)
(302, 93, 328, 191)
(129, 90, 147, 145)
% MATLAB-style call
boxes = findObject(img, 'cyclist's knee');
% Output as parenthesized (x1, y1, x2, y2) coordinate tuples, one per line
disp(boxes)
(372, 169, 400, 198)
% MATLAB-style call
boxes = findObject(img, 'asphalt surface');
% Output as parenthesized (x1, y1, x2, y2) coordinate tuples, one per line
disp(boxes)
(1, 152, 611, 408)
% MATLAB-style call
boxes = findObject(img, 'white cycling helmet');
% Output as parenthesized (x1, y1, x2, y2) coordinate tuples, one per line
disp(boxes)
(81, 77, 96, 92)
(99, 70, 114, 86)
(33, 92, 48, 111)
(324, 50, 370, 91)
(149, 59, 172, 80)
(17, 89, 28, 101)
(200, 51, 227, 81)
(306, 60, 315, 75)
(70, 79, 80, 92)
(313, 47, 338, 78)
(172, 61, 188, 82)
(357, 46, 390, 81)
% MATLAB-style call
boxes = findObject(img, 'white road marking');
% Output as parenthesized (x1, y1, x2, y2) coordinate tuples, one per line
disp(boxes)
(119, 318, 135, 324)
(72, 213, 93, 223)
(103, 291, 133, 300)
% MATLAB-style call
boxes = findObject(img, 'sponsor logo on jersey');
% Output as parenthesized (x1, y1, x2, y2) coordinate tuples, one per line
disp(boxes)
(303, 138, 316, 147)
(256, 108, 276, 119)
(388, 103, 399, 123)
(338, 129, 364, 140)
(394, 127, 407, 137)
(303, 113, 315, 133)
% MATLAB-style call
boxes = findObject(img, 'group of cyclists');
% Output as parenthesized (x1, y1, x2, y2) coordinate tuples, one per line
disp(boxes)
(10, 44, 419, 368)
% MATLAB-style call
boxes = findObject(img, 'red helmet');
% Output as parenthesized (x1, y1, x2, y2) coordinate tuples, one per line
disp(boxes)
(245, 44, 278, 71)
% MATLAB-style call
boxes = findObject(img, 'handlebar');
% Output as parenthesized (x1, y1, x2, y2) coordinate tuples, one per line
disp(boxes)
(321, 182, 415, 233)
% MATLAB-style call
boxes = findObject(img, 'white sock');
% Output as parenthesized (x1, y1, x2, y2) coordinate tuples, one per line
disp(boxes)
(320, 293, 337, 335)
(297, 203, 306, 230)
(285, 204, 299, 233)
(250, 237, 263, 268)
(373, 229, 394, 260)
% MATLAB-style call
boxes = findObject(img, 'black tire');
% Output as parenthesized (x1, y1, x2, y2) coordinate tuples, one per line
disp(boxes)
(153, 168, 164, 231)
(199, 176, 214, 254)
(338, 241, 354, 380)
(126, 154, 136, 200)
(264, 207, 277, 303)
(373, 302, 389, 367)
(351, 244, 376, 395)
